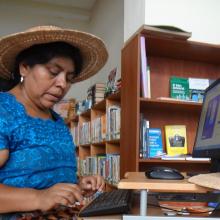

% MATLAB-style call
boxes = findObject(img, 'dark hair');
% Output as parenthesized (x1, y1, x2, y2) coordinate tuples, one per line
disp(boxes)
(0, 77, 17, 92)
(13, 41, 83, 84)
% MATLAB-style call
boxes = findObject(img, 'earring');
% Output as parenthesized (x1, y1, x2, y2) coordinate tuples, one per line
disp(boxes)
(20, 76, 24, 82)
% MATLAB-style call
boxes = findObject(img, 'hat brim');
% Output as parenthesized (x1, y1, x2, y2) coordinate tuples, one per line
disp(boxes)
(0, 28, 108, 83)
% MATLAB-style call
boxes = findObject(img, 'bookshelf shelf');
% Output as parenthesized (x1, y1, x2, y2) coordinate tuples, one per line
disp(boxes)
(91, 141, 106, 146)
(80, 109, 91, 117)
(92, 99, 106, 110)
(80, 144, 91, 148)
(140, 98, 202, 111)
(107, 90, 121, 101)
(121, 26, 220, 176)
(72, 115, 79, 122)
(106, 139, 120, 144)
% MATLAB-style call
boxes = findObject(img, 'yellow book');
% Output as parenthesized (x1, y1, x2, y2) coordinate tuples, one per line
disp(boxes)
(165, 125, 187, 156)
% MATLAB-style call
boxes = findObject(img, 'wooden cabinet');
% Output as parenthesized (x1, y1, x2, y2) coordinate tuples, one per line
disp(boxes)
(120, 26, 220, 176)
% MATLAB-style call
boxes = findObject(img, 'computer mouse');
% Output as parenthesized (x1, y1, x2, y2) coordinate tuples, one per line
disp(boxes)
(145, 166, 184, 180)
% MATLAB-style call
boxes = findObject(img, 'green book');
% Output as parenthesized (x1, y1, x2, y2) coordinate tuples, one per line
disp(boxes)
(170, 77, 189, 100)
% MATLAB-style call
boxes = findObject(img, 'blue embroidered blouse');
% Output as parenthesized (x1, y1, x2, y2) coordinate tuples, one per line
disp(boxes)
(0, 92, 77, 189)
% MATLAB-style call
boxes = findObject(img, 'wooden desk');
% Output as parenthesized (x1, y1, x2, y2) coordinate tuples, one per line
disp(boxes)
(79, 172, 218, 219)
(118, 172, 213, 219)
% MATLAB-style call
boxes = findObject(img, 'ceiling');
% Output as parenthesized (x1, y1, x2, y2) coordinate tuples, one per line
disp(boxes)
(28, 0, 97, 21)
(32, 0, 97, 10)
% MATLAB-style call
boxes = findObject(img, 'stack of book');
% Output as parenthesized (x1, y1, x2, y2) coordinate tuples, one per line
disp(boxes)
(87, 83, 106, 106)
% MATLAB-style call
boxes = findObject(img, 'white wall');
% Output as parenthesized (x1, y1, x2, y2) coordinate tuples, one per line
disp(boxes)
(145, 0, 220, 44)
(0, 0, 89, 35)
(66, 0, 124, 100)
(124, 0, 145, 42)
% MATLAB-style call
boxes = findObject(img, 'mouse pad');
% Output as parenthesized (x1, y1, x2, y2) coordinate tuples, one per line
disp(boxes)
(188, 173, 220, 190)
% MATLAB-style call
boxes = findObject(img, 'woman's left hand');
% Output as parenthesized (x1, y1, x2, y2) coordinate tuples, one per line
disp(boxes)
(79, 175, 105, 196)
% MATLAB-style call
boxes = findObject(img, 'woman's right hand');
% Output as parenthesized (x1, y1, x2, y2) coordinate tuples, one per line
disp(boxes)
(36, 183, 83, 211)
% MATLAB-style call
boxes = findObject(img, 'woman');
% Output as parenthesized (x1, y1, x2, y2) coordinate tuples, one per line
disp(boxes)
(0, 26, 108, 213)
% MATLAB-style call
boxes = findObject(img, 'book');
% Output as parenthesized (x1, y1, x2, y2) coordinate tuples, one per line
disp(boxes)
(161, 154, 186, 160)
(106, 105, 121, 140)
(139, 115, 144, 158)
(148, 128, 164, 158)
(157, 97, 198, 103)
(170, 76, 215, 103)
(101, 114, 106, 140)
(140, 36, 151, 98)
(143, 24, 192, 40)
(139, 115, 150, 158)
(185, 156, 210, 161)
(165, 125, 188, 156)
(147, 66, 151, 97)
(161, 154, 210, 161)
(188, 78, 213, 103)
(170, 76, 190, 100)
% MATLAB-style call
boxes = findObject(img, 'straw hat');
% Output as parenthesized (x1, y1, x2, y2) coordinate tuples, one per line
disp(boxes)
(0, 25, 108, 83)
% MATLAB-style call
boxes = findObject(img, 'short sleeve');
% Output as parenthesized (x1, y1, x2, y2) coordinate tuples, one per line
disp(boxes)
(0, 106, 10, 150)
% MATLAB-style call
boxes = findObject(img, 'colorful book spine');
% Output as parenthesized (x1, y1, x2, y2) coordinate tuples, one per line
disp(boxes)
(78, 153, 120, 185)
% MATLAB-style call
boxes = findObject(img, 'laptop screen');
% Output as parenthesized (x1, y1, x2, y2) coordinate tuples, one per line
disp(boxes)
(193, 78, 220, 158)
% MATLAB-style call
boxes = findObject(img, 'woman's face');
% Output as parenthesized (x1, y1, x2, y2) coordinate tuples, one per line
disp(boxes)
(20, 56, 75, 110)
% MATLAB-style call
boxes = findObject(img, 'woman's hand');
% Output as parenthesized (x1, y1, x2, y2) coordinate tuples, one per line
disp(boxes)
(79, 175, 105, 197)
(35, 183, 83, 211)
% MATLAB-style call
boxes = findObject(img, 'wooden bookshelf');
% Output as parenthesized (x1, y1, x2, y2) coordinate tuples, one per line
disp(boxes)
(72, 91, 121, 190)
(120, 26, 220, 177)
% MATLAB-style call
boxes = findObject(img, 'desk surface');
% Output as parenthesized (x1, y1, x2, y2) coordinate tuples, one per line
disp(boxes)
(118, 172, 210, 193)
